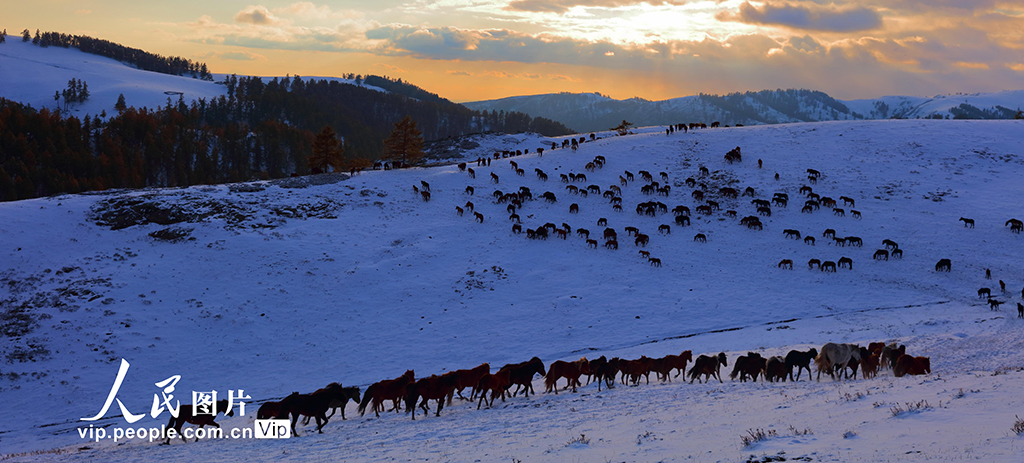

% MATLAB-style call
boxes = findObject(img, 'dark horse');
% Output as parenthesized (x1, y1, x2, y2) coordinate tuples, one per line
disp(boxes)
(730, 353, 766, 382)
(500, 357, 546, 397)
(688, 353, 728, 383)
(165, 399, 234, 444)
(358, 370, 415, 417)
(302, 384, 360, 424)
(785, 348, 818, 381)
(283, 383, 354, 435)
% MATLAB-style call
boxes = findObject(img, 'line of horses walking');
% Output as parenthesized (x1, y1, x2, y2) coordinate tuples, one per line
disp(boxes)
(212, 341, 931, 441)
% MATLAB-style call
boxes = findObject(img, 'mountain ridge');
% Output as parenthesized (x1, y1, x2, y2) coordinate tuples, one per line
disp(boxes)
(464, 89, 1024, 133)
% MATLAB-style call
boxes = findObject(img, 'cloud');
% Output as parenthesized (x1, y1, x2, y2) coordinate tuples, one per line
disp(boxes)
(234, 5, 284, 26)
(447, 70, 473, 76)
(505, 0, 686, 14)
(198, 51, 268, 61)
(718, 1, 883, 32)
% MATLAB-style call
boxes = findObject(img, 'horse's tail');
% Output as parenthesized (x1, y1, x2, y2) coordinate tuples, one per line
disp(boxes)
(544, 371, 558, 392)
(357, 385, 374, 416)
(687, 364, 698, 381)
(729, 360, 741, 380)
(814, 351, 831, 372)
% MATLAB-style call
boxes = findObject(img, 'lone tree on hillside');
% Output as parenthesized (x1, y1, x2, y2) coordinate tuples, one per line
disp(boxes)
(612, 119, 633, 136)
(21, 29, 30, 42)
(114, 93, 127, 112)
(383, 115, 424, 166)
(308, 126, 346, 174)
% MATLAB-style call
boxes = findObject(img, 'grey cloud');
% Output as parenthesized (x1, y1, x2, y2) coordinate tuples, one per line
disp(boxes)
(719, 1, 882, 32)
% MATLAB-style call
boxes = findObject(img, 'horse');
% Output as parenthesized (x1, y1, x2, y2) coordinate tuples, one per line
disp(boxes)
(694, 233, 707, 243)
(445, 363, 489, 404)
(257, 397, 294, 420)
(405, 374, 457, 420)
(730, 353, 765, 382)
(300, 383, 360, 425)
(621, 356, 654, 385)
(649, 257, 662, 267)
(784, 229, 801, 239)
(821, 261, 837, 272)
(808, 259, 821, 269)
(358, 370, 415, 417)
(891, 249, 903, 259)
(545, 358, 590, 393)
(785, 348, 818, 381)
(894, 355, 931, 377)
(838, 257, 853, 269)
(1018, 302, 1023, 319)
(778, 259, 793, 269)
(688, 353, 728, 383)
(935, 258, 952, 272)
(882, 239, 899, 250)
(476, 369, 512, 409)
(851, 210, 861, 219)
(500, 357, 546, 397)
(822, 228, 835, 239)
(988, 299, 1004, 310)
(860, 351, 880, 379)
(978, 287, 991, 299)
(635, 234, 650, 247)
(882, 344, 906, 370)
(874, 249, 889, 260)
(763, 357, 788, 382)
(164, 399, 234, 444)
(658, 224, 671, 234)
(840, 196, 855, 206)
(282, 383, 355, 435)
(815, 343, 861, 381)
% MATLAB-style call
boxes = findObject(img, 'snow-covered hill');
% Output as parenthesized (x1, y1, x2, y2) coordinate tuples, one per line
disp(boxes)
(465, 90, 1024, 133)
(2, 119, 1024, 461)
(0, 40, 387, 117)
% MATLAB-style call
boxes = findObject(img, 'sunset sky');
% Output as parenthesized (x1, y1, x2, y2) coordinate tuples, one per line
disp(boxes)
(6, 1, 1024, 102)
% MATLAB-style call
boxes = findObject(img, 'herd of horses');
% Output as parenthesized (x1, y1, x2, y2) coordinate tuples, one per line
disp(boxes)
(199, 340, 929, 442)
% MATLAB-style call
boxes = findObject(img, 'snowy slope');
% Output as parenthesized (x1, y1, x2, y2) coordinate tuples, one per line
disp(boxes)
(2, 120, 1024, 461)
(0, 40, 388, 117)
(0, 40, 226, 116)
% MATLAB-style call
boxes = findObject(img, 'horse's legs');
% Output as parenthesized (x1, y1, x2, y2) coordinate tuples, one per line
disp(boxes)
(435, 398, 444, 417)
(290, 414, 300, 437)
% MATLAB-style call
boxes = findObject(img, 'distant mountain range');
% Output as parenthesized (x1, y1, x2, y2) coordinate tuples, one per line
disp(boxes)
(464, 89, 1024, 133)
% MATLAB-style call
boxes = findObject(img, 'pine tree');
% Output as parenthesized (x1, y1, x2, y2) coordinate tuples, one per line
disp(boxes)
(33, 29, 40, 45)
(22, 29, 30, 42)
(308, 126, 346, 174)
(383, 115, 424, 166)
(612, 119, 633, 136)
(115, 93, 127, 112)
(0, 29, 7, 43)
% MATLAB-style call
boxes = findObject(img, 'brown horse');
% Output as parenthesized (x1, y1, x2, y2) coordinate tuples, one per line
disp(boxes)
(621, 356, 654, 385)
(652, 350, 692, 382)
(763, 356, 788, 382)
(894, 355, 931, 377)
(500, 357, 546, 397)
(358, 370, 415, 417)
(476, 369, 512, 409)
(688, 353, 728, 383)
(257, 395, 295, 420)
(447, 363, 489, 404)
(165, 399, 234, 444)
(545, 358, 590, 393)
(282, 383, 353, 435)
(404, 374, 457, 420)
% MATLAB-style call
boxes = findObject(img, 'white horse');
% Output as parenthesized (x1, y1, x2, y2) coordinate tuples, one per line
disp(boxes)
(815, 343, 861, 381)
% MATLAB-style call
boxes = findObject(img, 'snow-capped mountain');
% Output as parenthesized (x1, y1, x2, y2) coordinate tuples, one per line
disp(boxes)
(464, 89, 1024, 133)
